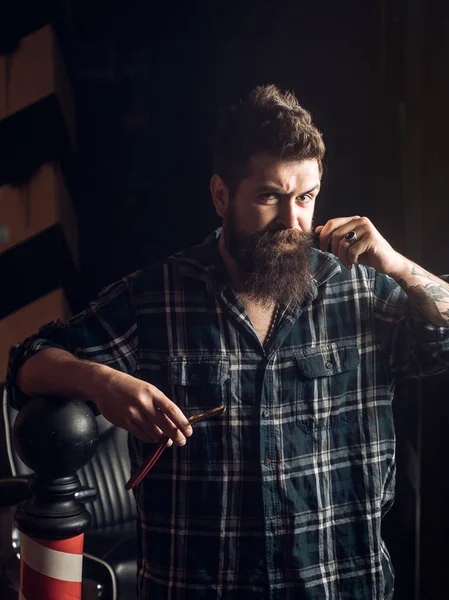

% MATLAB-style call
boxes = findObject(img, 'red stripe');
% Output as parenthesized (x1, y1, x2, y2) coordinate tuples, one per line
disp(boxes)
(34, 534, 84, 554)
(21, 560, 81, 600)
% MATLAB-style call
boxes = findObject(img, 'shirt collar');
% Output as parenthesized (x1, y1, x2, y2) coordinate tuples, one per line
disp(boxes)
(310, 246, 342, 287)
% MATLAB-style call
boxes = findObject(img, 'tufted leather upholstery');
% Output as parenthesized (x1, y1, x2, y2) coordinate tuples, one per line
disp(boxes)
(1, 386, 138, 599)
(78, 415, 136, 531)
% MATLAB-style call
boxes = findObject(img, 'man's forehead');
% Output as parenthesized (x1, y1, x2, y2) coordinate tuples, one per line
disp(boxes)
(245, 154, 321, 187)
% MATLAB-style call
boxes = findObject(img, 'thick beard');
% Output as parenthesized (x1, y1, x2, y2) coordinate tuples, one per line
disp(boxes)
(223, 207, 313, 308)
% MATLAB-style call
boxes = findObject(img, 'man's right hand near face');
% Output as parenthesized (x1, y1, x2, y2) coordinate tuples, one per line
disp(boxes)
(17, 348, 193, 445)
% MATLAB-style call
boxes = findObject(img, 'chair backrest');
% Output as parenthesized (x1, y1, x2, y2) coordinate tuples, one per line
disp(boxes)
(1, 386, 137, 531)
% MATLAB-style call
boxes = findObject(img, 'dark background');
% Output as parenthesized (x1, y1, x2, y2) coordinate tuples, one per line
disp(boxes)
(2, 1, 449, 598)
(3, 0, 448, 294)
(73, 0, 404, 295)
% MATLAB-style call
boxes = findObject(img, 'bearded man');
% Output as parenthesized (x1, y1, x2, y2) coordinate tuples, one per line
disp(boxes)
(7, 84, 449, 600)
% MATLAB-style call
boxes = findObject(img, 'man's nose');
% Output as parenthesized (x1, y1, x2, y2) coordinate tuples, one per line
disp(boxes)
(277, 199, 300, 230)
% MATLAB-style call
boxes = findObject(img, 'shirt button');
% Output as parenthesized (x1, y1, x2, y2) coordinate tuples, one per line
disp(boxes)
(263, 410, 270, 418)
(264, 458, 271, 467)
(325, 361, 333, 369)
(190, 372, 198, 381)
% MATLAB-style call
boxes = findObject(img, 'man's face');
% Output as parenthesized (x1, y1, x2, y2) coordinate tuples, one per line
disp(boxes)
(214, 154, 321, 306)
(226, 154, 320, 238)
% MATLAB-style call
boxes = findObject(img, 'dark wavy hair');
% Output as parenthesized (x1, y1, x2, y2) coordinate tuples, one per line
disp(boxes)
(213, 84, 325, 195)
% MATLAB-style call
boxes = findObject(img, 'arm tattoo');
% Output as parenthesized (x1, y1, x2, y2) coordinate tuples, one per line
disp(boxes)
(397, 269, 449, 327)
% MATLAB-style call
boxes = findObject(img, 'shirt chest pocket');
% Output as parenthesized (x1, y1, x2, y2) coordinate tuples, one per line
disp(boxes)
(294, 344, 360, 432)
(163, 356, 230, 448)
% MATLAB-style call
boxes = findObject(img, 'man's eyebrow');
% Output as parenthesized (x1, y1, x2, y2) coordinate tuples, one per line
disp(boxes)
(255, 184, 320, 196)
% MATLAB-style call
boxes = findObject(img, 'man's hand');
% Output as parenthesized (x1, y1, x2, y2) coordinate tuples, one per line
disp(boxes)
(315, 216, 449, 327)
(17, 348, 193, 445)
(315, 216, 404, 276)
(90, 367, 193, 445)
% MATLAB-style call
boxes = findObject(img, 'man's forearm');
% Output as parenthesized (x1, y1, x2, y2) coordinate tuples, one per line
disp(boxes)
(17, 348, 113, 399)
(390, 257, 449, 327)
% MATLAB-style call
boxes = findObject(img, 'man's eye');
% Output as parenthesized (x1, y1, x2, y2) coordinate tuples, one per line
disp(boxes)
(260, 194, 278, 203)
(297, 194, 313, 203)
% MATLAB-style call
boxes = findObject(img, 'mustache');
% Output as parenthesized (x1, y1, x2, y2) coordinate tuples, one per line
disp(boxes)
(253, 228, 313, 245)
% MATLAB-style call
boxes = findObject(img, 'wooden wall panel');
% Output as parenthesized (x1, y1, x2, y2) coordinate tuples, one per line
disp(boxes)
(0, 164, 78, 267)
(0, 289, 71, 380)
(0, 25, 76, 148)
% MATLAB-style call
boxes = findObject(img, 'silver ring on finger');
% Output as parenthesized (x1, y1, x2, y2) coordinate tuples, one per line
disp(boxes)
(345, 231, 358, 245)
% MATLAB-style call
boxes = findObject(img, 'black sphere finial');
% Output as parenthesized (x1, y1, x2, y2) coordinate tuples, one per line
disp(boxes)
(13, 396, 99, 540)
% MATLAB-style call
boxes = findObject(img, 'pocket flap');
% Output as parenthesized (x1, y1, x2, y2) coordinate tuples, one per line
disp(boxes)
(295, 345, 360, 378)
(164, 356, 230, 385)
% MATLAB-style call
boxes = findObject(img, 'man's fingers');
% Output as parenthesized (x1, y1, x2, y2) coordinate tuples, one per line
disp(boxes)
(148, 410, 189, 446)
(336, 236, 359, 268)
(152, 391, 193, 436)
(129, 419, 176, 447)
(330, 223, 362, 255)
(315, 216, 377, 269)
(133, 388, 193, 446)
(332, 226, 363, 258)
(317, 216, 361, 251)
(129, 419, 164, 444)
(347, 244, 361, 266)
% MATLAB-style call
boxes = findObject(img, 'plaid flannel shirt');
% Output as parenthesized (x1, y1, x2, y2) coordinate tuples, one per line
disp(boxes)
(7, 230, 449, 600)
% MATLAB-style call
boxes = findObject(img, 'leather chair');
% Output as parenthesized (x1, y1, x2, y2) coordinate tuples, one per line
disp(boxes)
(0, 385, 138, 600)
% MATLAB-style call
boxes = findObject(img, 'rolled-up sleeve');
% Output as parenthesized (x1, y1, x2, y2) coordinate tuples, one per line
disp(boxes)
(373, 271, 449, 380)
(6, 277, 138, 410)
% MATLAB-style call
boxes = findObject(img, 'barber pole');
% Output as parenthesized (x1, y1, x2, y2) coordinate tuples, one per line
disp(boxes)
(19, 533, 84, 600)
(11, 397, 99, 600)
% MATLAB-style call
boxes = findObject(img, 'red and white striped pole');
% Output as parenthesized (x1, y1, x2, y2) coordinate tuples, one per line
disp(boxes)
(19, 534, 84, 600)
(12, 397, 99, 600)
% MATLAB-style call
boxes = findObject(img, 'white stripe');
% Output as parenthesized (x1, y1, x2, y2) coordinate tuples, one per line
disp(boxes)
(2, 387, 17, 476)
(20, 534, 83, 582)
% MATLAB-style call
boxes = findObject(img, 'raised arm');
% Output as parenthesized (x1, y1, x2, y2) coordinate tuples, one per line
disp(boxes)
(391, 262, 449, 327)
(316, 216, 449, 328)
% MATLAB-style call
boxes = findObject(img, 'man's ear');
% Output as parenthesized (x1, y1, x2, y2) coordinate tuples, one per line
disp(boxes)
(210, 175, 229, 218)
